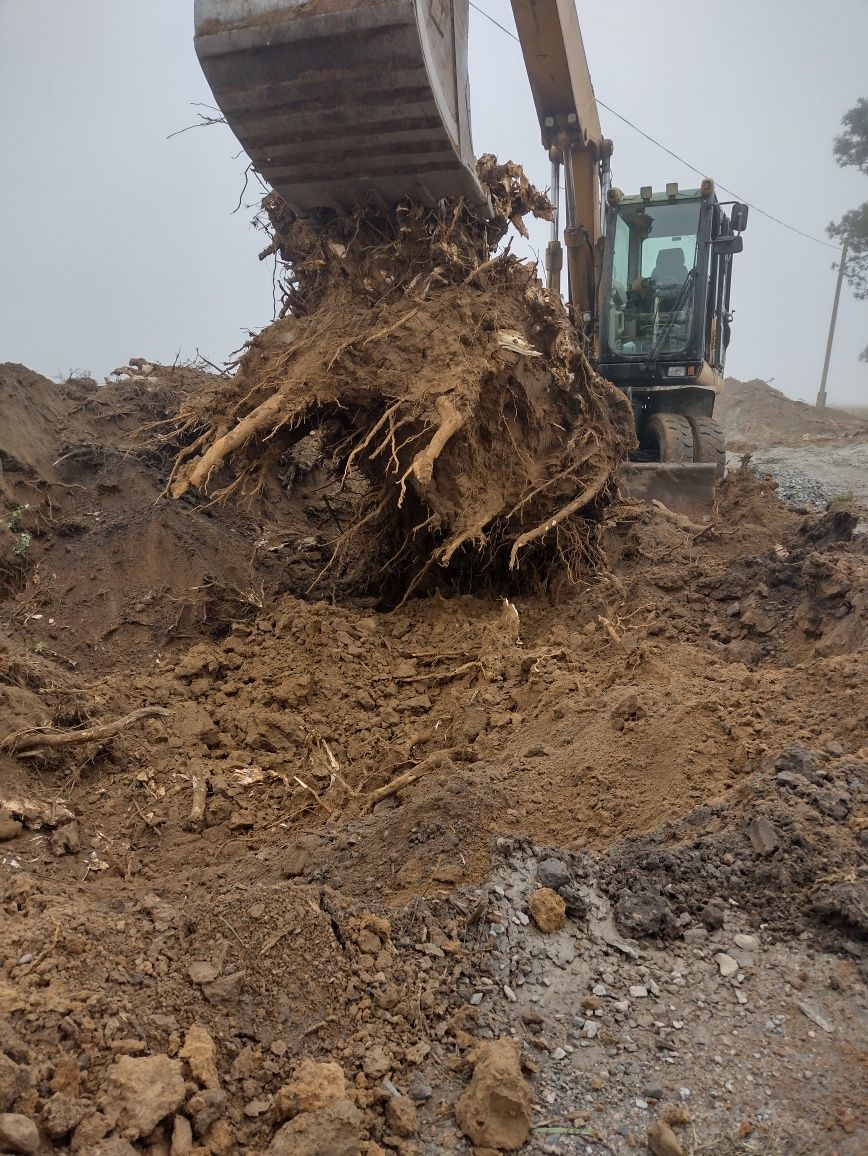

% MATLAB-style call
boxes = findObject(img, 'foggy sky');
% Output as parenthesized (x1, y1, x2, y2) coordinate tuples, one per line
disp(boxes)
(1, 0, 866, 406)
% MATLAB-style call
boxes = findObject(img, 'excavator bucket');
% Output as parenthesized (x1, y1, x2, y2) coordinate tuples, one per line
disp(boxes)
(618, 462, 719, 515)
(193, 0, 490, 214)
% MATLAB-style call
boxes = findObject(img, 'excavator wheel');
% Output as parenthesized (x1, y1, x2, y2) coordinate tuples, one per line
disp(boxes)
(641, 413, 694, 464)
(688, 416, 727, 478)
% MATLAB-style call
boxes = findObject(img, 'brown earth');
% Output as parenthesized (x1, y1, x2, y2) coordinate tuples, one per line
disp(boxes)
(0, 363, 866, 1155)
(718, 377, 868, 450)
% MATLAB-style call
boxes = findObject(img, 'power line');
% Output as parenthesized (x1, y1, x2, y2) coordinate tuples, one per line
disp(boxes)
(468, 1, 841, 250)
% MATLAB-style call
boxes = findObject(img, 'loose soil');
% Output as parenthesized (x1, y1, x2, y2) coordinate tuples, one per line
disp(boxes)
(1, 357, 866, 1154)
(718, 378, 868, 451)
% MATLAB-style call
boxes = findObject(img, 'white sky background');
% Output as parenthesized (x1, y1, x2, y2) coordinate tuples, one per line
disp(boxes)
(0, 0, 866, 406)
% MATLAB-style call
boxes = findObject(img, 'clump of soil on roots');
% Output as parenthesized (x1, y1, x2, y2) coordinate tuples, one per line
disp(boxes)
(167, 157, 635, 599)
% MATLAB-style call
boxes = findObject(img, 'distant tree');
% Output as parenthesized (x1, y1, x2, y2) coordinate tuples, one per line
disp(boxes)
(827, 98, 868, 359)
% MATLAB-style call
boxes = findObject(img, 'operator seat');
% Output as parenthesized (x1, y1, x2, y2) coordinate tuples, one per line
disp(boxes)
(652, 247, 689, 288)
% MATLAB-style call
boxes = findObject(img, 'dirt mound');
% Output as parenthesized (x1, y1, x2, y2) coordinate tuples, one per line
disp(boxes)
(166, 159, 635, 597)
(2, 355, 868, 1155)
(718, 377, 868, 449)
(598, 744, 868, 948)
(0, 361, 364, 671)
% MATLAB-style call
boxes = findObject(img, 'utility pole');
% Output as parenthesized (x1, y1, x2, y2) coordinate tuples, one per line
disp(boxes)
(816, 239, 849, 409)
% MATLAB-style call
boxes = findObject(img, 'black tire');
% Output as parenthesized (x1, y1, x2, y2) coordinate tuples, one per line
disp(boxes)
(642, 413, 694, 464)
(688, 416, 726, 478)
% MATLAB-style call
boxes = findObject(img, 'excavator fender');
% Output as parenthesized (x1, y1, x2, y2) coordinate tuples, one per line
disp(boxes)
(193, 0, 490, 214)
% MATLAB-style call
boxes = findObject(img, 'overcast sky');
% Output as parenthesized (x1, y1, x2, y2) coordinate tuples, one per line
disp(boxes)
(1, 0, 866, 406)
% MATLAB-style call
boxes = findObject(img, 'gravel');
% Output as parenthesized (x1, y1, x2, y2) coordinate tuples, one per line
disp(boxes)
(726, 441, 868, 509)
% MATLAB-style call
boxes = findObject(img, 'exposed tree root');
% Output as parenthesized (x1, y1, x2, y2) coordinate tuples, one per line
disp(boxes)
(4, 706, 171, 757)
(165, 156, 636, 598)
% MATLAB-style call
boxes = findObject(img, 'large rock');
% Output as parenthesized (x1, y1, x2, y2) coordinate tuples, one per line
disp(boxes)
(614, 889, 675, 937)
(536, 858, 570, 891)
(455, 1038, 532, 1151)
(527, 887, 566, 932)
(98, 1054, 185, 1140)
(0, 1113, 39, 1154)
(268, 1100, 362, 1156)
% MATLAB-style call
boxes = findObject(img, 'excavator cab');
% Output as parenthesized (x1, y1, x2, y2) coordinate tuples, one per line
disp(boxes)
(598, 184, 748, 497)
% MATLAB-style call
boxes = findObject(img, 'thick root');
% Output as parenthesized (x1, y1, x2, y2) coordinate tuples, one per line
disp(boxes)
(166, 156, 635, 596)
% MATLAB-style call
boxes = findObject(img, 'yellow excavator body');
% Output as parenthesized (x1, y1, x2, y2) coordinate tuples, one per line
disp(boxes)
(194, 0, 727, 515)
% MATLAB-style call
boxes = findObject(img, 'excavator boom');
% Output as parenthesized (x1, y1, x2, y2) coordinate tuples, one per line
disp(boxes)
(193, 0, 488, 213)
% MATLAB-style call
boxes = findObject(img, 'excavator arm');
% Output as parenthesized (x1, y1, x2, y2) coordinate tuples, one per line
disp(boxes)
(509, 0, 610, 321)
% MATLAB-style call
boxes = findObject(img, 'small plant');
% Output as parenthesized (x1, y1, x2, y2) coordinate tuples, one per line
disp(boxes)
(828, 490, 856, 508)
(8, 504, 29, 532)
(13, 531, 32, 557)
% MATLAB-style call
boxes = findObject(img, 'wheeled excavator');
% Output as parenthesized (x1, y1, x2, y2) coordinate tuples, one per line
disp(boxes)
(192, 0, 748, 509)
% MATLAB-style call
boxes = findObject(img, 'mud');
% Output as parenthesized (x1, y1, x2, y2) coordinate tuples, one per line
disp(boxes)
(1, 361, 867, 1154)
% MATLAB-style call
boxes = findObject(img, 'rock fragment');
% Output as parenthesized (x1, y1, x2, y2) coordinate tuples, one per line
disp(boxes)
(50, 821, 81, 855)
(746, 816, 779, 855)
(811, 880, 868, 936)
(186, 1088, 227, 1137)
(0, 1114, 39, 1154)
(90, 1139, 139, 1156)
(715, 953, 739, 978)
(527, 887, 566, 932)
(796, 999, 835, 1033)
(42, 1093, 87, 1140)
(275, 1059, 347, 1120)
(179, 1024, 220, 1089)
(268, 1100, 362, 1156)
(280, 846, 309, 877)
(699, 902, 725, 929)
(647, 1118, 684, 1156)
(537, 858, 570, 891)
(455, 1038, 532, 1151)
(0, 1054, 29, 1111)
(0, 809, 23, 842)
(385, 1094, 418, 1138)
(98, 1054, 185, 1140)
(362, 1047, 392, 1081)
(170, 1114, 193, 1156)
